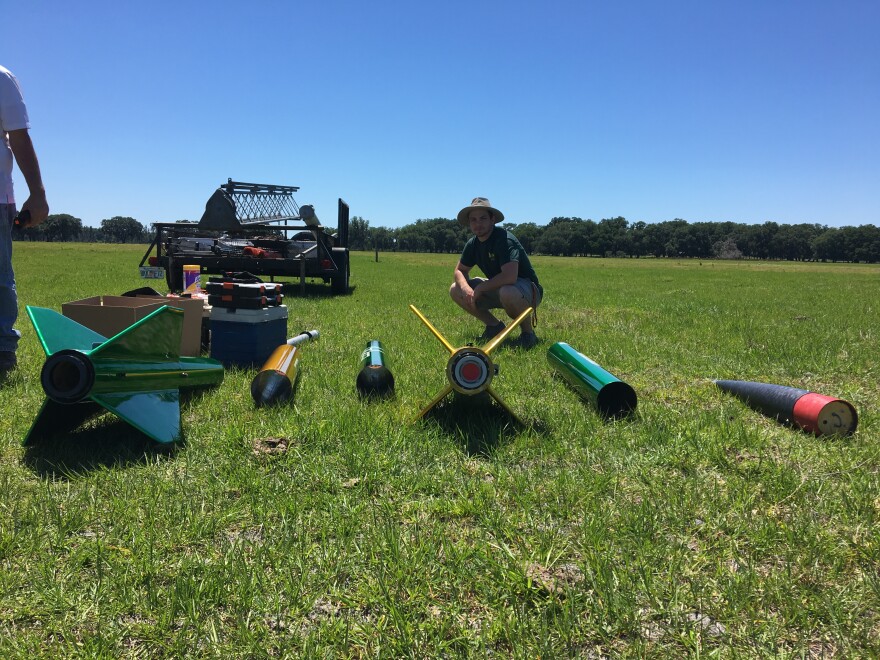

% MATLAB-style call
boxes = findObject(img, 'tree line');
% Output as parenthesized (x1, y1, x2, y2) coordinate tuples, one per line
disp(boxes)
(13, 212, 880, 263)
(350, 216, 880, 263)
(13, 215, 151, 244)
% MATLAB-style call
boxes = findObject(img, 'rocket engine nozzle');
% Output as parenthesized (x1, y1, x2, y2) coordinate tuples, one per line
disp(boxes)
(40, 350, 95, 404)
(447, 348, 493, 395)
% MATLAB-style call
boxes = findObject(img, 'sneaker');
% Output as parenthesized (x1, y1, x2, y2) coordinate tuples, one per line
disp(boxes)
(0, 351, 16, 374)
(478, 322, 506, 342)
(518, 332, 539, 350)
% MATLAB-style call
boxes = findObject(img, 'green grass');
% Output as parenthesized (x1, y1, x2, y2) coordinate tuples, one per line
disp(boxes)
(2, 243, 879, 657)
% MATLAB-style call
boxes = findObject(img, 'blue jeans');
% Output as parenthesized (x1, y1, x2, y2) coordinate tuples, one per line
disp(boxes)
(0, 204, 20, 353)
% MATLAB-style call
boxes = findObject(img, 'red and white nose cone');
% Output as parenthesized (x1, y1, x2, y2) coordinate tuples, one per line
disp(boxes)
(793, 392, 858, 436)
(448, 350, 492, 393)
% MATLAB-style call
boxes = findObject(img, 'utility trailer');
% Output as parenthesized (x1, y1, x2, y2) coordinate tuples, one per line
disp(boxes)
(140, 179, 350, 294)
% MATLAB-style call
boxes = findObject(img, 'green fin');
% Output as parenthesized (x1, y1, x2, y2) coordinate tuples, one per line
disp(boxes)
(92, 390, 182, 444)
(90, 305, 182, 361)
(26, 306, 107, 356)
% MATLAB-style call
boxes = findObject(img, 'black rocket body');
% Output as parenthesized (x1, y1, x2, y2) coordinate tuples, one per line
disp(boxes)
(715, 380, 857, 436)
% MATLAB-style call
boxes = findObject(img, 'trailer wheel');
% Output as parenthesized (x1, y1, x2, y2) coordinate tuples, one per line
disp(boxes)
(331, 253, 349, 294)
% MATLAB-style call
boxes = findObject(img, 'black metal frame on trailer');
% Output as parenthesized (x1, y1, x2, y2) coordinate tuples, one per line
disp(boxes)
(139, 180, 350, 294)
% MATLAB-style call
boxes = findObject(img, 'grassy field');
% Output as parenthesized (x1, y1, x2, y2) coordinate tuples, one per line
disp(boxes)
(1, 243, 878, 658)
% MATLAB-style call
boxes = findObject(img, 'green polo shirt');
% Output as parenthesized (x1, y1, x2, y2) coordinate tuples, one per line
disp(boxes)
(460, 226, 540, 287)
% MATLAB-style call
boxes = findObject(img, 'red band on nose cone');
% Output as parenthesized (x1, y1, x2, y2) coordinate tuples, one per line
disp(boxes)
(792, 392, 858, 436)
(461, 362, 481, 382)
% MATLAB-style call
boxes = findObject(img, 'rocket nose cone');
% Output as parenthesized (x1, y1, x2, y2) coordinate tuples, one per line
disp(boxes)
(251, 371, 293, 407)
(356, 366, 395, 398)
(793, 393, 858, 436)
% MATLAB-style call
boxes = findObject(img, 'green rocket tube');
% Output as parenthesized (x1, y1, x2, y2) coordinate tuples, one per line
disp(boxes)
(547, 342, 637, 418)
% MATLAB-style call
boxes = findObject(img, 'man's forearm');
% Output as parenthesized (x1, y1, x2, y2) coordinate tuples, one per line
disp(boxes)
(480, 264, 518, 291)
(7, 129, 45, 196)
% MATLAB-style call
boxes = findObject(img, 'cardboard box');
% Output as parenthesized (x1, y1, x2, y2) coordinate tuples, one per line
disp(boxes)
(61, 295, 205, 356)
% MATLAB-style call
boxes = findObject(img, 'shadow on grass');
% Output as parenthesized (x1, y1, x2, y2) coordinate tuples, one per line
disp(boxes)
(18, 389, 219, 479)
(22, 422, 178, 480)
(423, 393, 550, 457)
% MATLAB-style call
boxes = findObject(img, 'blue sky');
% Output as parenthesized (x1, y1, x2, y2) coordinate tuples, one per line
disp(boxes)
(5, 0, 878, 228)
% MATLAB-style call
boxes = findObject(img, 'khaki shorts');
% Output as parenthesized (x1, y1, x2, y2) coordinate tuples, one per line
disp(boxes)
(468, 277, 543, 311)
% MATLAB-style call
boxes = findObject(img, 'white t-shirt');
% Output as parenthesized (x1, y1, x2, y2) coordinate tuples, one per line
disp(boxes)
(0, 65, 31, 205)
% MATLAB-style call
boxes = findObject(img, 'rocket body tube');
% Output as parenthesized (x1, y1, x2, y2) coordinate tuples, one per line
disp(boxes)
(287, 330, 319, 347)
(251, 344, 301, 406)
(250, 332, 317, 406)
(547, 342, 637, 418)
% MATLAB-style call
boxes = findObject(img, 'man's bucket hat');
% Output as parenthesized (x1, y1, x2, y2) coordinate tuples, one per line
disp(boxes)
(457, 197, 505, 227)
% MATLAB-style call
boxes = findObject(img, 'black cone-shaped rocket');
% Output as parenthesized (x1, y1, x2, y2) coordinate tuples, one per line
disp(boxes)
(356, 340, 395, 398)
(715, 380, 857, 436)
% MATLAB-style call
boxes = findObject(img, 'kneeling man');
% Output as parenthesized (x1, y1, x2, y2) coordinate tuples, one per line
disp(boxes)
(449, 197, 542, 349)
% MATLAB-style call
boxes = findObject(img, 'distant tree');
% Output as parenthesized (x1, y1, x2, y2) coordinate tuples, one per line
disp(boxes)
(684, 222, 715, 258)
(848, 224, 880, 263)
(712, 237, 743, 259)
(423, 218, 461, 253)
(534, 230, 569, 256)
(812, 228, 846, 262)
(101, 216, 148, 243)
(768, 223, 820, 261)
(573, 219, 598, 256)
(349, 216, 370, 250)
(80, 225, 103, 243)
(43, 214, 83, 242)
(397, 220, 433, 252)
(642, 222, 673, 257)
(656, 219, 689, 257)
(536, 218, 579, 256)
(396, 218, 462, 253)
(740, 221, 779, 259)
(596, 217, 628, 256)
(383, 213, 876, 262)
(505, 222, 543, 253)
(13, 221, 44, 242)
(371, 226, 396, 251)
(627, 221, 648, 257)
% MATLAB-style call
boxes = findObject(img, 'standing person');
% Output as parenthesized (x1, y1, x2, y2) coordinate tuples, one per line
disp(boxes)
(449, 197, 542, 349)
(1, 65, 49, 375)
